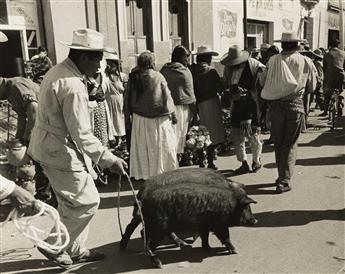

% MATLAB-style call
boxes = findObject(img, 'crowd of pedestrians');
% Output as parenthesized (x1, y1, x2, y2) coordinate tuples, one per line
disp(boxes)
(0, 27, 344, 269)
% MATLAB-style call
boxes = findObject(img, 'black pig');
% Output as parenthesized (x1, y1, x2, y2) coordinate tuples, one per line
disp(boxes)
(120, 168, 245, 251)
(141, 182, 257, 268)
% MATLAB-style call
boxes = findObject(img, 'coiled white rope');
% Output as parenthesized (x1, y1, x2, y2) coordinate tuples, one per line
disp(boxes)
(1, 200, 70, 254)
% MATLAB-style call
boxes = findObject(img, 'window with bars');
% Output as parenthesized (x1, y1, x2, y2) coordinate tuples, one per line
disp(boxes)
(247, 21, 269, 50)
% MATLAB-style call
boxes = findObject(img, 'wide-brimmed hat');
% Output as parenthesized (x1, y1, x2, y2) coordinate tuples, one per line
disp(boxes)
(274, 32, 303, 42)
(260, 43, 271, 51)
(312, 49, 323, 59)
(220, 46, 250, 66)
(104, 47, 120, 61)
(192, 45, 218, 56)
(61, 28, 104, 51)
(0, 31, 8, 43)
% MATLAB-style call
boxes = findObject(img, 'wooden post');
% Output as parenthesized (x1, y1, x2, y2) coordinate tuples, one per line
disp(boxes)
(339, 0, 344, 49)
(243, 0, 247, 50)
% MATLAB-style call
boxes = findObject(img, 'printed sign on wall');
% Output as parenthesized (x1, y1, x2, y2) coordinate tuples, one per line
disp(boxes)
(282, 18, 294, 31)
(248, 0, 274, 11)
(219, 9, 237, 38)
(8, 0, 38, 27)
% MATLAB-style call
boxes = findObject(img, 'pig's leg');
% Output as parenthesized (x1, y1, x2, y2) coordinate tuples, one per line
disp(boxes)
(119, 214, 141, 251)
(146, 230, 164, 268)
(214, 226, 237, 254)
(169, 232, 191, 249)
(199, 226, 211, 251)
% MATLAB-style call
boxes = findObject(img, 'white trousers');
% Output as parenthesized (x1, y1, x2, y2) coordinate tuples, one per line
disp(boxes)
(232, 129, 262, 164)
(173, 105, 191, 154)
(43, 166, 100, 256)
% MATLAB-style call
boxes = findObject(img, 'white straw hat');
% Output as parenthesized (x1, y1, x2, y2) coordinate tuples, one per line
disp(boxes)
(192, 45, 219, 56)
(274, 32, 303, 42)
(61, 28, 104, 51)
(0, 31, 8, 43)
(220, 45, 250, 66)
(104, 47, 120, 61)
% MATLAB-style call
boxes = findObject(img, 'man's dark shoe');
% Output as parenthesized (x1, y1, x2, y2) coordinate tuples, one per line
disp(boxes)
(37, 247, 72, 269)
(71, 249, 105, 263)
(251, 162, 262, 173)
(234, 161, 250, 175)
(276, 183, 291, 193)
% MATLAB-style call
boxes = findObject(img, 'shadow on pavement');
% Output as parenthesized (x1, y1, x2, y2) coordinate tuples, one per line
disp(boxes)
(2, 239, 233, 274)
(263, 154, 345, 169)
(301, 116, 345, 147)
(99, 194, 136, 209)
(300, 130, 345, 147)
(0, 256, 64, 274)
(244, 183, 278, 195)
(97, 175, 144, 194)
(253, 208, 345, 227)
(219, 169, 236, 178)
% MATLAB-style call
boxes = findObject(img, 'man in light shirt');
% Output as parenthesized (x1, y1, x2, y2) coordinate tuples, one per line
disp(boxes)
(261, 32, 317, 193)
(28, 29, 127, 269)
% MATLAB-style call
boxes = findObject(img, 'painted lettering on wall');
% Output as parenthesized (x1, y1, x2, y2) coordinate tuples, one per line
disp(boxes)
(328, 12, 339, 29)
(11, 2, 36, 26)
(282, 18, 293, 31)
(219, 9, 237, 38)
(248, 0, 274, 11)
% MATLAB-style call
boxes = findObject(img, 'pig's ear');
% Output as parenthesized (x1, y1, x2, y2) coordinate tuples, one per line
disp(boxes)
(241, 196, 257, 205)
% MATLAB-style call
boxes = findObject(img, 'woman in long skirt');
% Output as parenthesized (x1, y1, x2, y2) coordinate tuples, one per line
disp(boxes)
(126, 51, 178, 180)
(160, 45, 197, 163)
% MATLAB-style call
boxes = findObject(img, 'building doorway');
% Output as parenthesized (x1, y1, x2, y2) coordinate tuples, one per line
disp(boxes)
(328, 29, 339, 48)
(125, 0, 153, 67)
(168, 0, 189, 52)
(0, 29, 26, 77)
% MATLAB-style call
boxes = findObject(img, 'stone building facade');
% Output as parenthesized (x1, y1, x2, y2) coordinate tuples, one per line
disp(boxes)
(0, 0, 344, 76)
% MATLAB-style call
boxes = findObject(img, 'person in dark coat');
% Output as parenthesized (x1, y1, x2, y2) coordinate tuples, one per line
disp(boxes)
(320, 39, 345, 116)
(190, 46, 225, 170)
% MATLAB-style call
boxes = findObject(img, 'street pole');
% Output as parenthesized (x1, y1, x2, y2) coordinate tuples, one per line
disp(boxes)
(243, 0, 247, 50)
(339, 0, 344, 49)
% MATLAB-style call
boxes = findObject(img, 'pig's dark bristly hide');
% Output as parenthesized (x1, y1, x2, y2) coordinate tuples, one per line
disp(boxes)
(120, 168, 245, 253)
(137, 168, 235, 199)
(142, 183, 243, 230)
(141, 181, 256, 268)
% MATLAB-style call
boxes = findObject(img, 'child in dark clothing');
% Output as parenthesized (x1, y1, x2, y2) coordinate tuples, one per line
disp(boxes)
(229, 84, 262, 174)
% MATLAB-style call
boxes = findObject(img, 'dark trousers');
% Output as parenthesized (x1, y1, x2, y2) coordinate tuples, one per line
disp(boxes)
(270, 108, 303, 185)
(324, 73, 345, 112)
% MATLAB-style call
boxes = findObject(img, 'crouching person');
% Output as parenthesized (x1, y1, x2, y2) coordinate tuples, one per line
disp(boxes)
(28, 29, 127, 269)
